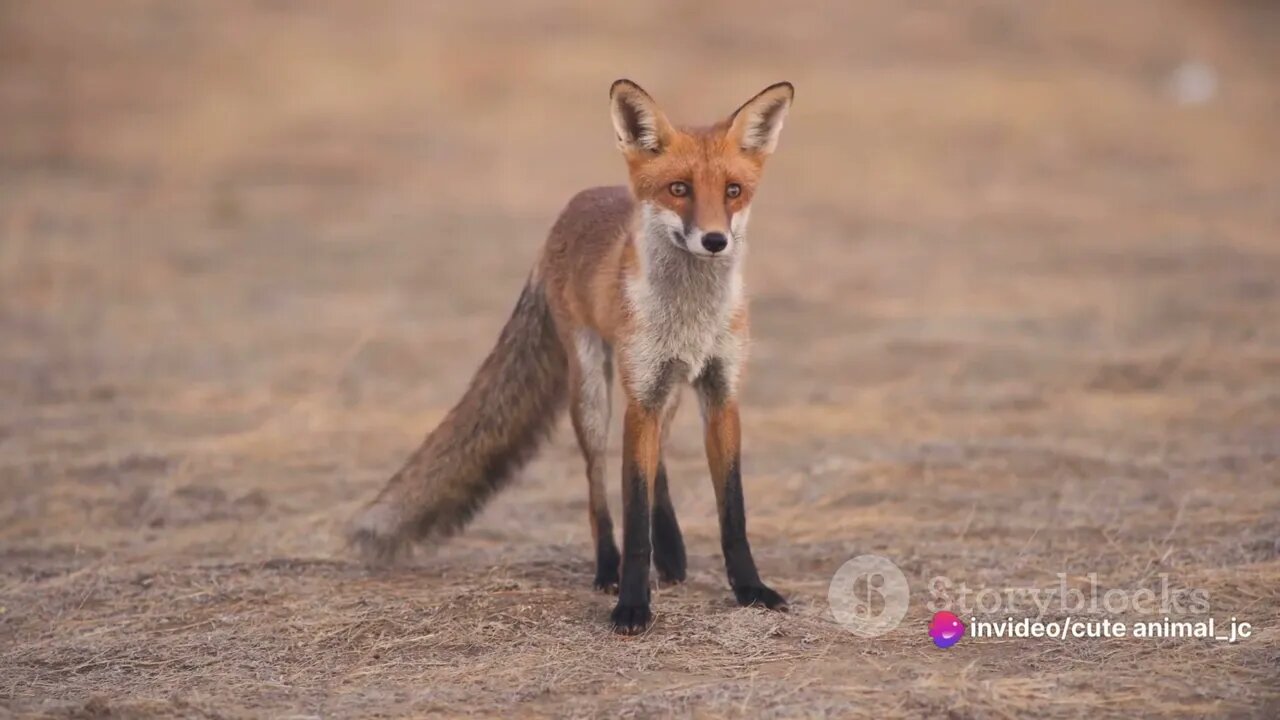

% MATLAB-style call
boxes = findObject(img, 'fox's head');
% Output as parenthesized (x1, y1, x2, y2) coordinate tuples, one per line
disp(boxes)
(609, 79, 793, 259)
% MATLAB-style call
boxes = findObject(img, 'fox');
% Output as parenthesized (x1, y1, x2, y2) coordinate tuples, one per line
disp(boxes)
(350, 79, 794, 634)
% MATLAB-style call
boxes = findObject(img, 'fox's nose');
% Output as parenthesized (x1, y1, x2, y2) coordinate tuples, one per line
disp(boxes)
(701, 232, 728, 254)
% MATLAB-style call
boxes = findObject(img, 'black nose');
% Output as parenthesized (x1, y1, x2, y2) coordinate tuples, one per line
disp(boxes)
(702, 232, 728, 253)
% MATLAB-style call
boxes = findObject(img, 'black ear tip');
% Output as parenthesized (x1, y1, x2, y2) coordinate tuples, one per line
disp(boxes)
(611, 78, 652, 100)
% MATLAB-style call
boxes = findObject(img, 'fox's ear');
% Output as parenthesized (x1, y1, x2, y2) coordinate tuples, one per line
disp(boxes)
(610, 79, 673, 154)
(728, 82, 794, 155)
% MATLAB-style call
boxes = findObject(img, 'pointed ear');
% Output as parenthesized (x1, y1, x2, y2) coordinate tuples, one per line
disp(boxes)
(610, 79, 674, 154)
(728, 82, 794, 155)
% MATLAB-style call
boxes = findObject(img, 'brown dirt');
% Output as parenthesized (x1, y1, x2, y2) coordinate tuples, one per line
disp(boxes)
(2, 1, 1278, 718)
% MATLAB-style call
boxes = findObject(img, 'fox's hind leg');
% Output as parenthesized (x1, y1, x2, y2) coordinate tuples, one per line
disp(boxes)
(569, 329, 620, 592)
(652, 391, 687, 584)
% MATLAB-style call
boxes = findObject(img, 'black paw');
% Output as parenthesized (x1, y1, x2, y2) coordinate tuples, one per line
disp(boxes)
(655, 557, 686, 585)
(593, 573, 619, 594)
(593, 541, 621, 593)
(733, 584, 788, 611)
(653, 539, 686, 586)
(610, 602, 653, 635)
(652, 512, 686, 585)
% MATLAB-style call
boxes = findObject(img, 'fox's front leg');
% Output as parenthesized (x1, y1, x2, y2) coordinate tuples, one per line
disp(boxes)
(611, 400, 663, 634)
(695, 359, 787, 610)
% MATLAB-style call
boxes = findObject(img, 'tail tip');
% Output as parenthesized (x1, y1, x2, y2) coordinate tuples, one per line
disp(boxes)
(347, 502, 411, 565)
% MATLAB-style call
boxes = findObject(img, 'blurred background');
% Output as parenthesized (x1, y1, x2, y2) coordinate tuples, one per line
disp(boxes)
(2, 2, 1278, 717)
(3, 2, 1278, 409)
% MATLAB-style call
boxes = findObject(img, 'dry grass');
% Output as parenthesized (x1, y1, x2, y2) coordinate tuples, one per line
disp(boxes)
(2, 1, 1279, 717)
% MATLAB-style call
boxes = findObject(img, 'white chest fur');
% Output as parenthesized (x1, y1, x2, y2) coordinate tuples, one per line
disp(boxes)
(621, 205, 747, 403)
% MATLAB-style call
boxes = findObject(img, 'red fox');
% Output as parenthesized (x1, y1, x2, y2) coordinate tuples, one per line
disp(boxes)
(351, 80, 794, 634)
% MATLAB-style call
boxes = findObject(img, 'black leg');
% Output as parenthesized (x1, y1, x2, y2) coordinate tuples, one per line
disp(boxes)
(693, 360, 787, 612)
(719, 460, 786, 609)
(611, 463, 653, 634)
(651, 462, 687, 584)
(592, 513, 621, 593)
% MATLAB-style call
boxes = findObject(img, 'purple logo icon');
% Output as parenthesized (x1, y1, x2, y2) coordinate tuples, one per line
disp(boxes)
(929, 611, 965, 648)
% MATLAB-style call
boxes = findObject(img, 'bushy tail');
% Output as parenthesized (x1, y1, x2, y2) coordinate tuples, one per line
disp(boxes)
(349, 278, 568, 562)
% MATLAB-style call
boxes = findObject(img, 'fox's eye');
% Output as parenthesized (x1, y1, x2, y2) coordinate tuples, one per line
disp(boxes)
(726, 183, 742, 199)
(669, 181, 690, 197)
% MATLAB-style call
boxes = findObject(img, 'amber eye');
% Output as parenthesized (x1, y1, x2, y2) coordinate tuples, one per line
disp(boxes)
(669, 181, 690, 197)
(726, 183, 742, 199)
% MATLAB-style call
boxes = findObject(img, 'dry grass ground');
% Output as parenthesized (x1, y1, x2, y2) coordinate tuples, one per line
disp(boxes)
(2, 1, 1279, 717)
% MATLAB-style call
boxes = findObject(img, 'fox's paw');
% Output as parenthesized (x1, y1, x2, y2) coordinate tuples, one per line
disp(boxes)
(593, 573, 619, 594)
(655, 559, 686, 586)
(733, 584, 788, 611)
(652, 525, 686, 586)
(593, 542, 621, 594)
(610, 602, 653, 635)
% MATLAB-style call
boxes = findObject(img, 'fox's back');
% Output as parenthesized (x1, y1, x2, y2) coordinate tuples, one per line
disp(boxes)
(541, 185, 636, 342)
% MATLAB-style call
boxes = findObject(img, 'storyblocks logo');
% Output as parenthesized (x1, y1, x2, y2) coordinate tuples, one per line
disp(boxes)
(827, 555, 910, 637)
(927, 573, 1211, 618)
